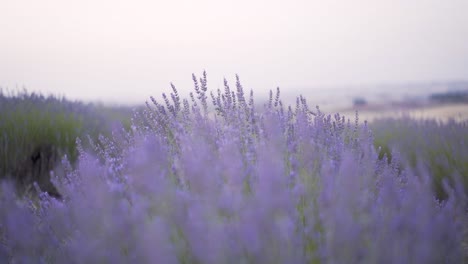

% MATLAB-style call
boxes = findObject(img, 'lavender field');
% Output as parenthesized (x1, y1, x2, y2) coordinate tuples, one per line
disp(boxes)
(0, 74, 467, 263)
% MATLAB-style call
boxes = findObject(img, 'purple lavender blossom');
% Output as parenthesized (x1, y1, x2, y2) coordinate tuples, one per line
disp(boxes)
(0, 73, 466, 263)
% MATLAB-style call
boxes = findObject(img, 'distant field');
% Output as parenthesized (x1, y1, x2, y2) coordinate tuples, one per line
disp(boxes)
(340, 103, 468, 123)
(287, 83, 468, 123)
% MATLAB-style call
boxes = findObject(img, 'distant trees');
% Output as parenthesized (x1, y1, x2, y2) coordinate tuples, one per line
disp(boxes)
(429, 90, 468, 103)
(353, 97, 367, 106)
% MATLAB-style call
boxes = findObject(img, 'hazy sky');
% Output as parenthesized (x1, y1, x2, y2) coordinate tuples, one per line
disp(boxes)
(1, 0, 467, 104)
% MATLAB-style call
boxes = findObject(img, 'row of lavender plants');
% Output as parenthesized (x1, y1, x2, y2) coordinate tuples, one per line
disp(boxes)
(1, 73, 466, 263)
(371, 117, 468, 201)
(0, 89, 133, 198)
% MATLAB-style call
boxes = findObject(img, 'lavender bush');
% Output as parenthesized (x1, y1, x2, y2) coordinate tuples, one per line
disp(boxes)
(1, 73, 466, 263)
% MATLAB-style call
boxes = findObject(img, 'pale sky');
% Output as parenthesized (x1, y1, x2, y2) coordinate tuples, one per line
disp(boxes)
(1, 0, 467, 104)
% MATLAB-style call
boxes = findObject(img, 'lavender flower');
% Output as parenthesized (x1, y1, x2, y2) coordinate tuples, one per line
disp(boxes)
(0, 73, 465, 263)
